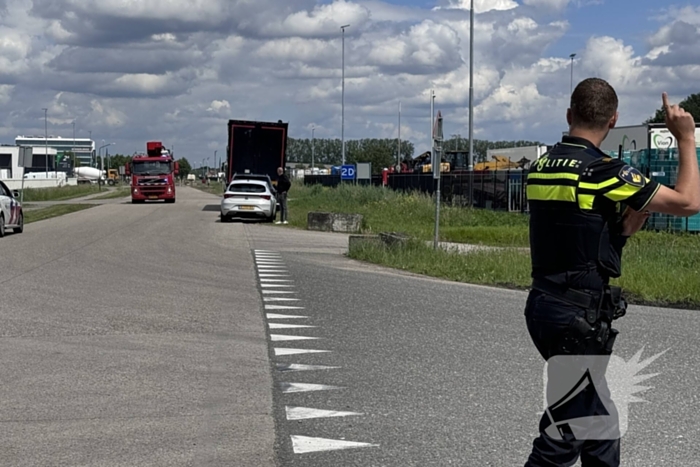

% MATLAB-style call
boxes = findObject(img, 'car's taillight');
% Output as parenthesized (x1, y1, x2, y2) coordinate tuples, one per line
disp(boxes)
(261, 195, 271, 200)
(224, 194, 234, 199)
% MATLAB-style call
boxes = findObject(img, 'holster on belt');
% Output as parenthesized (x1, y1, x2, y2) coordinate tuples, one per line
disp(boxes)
(531, 278, 627, 325)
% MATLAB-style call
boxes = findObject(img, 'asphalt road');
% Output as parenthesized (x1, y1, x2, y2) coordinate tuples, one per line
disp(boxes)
(246, 225, 700, 466)
(2, 186, 698, 466)
(0, 187, 275, 466)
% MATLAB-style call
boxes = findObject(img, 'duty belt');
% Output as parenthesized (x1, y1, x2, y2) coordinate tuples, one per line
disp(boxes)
(531, 278, 626, 324)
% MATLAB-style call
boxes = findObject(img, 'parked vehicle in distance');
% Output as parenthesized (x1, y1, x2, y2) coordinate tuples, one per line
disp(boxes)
(220, 179, 277, 223)
(0, 180, 23, 237)
(225, 119, 288, 189)
(125, 141, 179, 203)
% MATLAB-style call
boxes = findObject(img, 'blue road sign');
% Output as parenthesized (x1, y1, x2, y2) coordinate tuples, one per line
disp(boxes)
(341, 164, 356, 180)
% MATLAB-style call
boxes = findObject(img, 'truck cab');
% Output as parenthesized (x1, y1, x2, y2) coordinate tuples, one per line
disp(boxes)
(126, 141, 179, 203)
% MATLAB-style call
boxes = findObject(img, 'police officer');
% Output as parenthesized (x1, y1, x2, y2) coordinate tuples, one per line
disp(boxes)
(523, 78, 700, 466)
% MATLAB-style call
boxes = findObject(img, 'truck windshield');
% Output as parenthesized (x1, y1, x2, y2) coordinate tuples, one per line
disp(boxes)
(132, 160, 172, 175)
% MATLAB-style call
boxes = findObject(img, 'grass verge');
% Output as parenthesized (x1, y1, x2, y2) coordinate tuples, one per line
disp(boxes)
(90, 187, 130, 200)
(349, 239, 532, 289)
(21, 185, 101, 202)
(288, 183, 529, 246)
(24, 204, 95, 224)
(295, 183, 700, 309)
(613, 231, 700, 308)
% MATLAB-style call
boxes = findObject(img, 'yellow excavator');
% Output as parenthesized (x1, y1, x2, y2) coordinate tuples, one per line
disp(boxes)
(474, 155, 530, 171)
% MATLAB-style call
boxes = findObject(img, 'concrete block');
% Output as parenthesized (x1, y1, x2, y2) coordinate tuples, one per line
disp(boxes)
(379, 232, 410, 247)
(348, 234, 382, 253)
(307, 212, 363, 233)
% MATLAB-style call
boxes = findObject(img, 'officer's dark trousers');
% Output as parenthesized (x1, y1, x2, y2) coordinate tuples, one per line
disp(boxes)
(524, 290, 621, 467)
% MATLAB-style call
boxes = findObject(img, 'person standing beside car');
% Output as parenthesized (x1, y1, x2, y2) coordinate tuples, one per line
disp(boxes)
(275, 167, 291, 225)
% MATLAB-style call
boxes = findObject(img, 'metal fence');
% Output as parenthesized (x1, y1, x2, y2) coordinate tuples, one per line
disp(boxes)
(304, 170, 528, 213)
(303, 167, 700, 233)
(638, 157, 700, 233)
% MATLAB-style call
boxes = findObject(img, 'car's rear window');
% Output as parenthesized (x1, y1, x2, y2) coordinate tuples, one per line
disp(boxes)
(229, 183, 266, 193)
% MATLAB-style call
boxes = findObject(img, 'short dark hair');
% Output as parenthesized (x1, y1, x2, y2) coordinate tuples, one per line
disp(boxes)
(570, 78, 618, 130)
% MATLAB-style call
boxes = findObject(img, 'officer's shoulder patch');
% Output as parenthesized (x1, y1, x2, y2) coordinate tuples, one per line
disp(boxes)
(618, 165, 646, 187)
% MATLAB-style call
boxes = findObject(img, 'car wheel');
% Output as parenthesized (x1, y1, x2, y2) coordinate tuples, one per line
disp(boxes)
(13, 212, 23, 234)
(0, 214, 5, 238)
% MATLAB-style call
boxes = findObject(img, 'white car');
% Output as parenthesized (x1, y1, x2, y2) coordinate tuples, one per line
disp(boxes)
(220, 179, 277, 223)
(0, 180, 24, 237)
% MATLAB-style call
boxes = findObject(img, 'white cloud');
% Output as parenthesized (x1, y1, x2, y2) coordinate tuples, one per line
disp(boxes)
(523, 0, 570, 12)
(435, 0, 518, 14)
(259, 0, 372, 37)
(0, 0, 693, 163)
(365, 20, 463, 74)
(207, 99, 231, 114)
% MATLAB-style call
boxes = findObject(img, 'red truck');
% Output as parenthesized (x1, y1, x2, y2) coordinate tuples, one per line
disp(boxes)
(125, 141, 180, 204)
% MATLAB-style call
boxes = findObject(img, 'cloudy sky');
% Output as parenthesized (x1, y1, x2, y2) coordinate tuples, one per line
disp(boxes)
(0, 0, 697, 165)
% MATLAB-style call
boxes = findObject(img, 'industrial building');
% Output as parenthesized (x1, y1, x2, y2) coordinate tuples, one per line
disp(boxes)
(15, 135, 95, 170)
(0, 145, 59, 180)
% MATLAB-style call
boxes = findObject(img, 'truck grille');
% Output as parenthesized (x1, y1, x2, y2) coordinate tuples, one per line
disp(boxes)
(137, 177, 168, 195)
(140, 186, 167, 195)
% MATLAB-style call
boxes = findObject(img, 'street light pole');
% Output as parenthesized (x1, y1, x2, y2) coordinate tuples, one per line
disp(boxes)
(97, 142, 115, 189)
(43, 108, 48, 178)
(311, 126, 315, 170)
(570, 53, 576, 96)
(397, 100, 401, 169)
(430, 90, 436, 169)
(72, 121, 76, 173)
(341, 24, 350, 166)
(468, 0, 475, 207)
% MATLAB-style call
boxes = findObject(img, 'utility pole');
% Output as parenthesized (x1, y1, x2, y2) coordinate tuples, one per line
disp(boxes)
(311, 126, 315, 170)
(72, 121, 76, 172)
(429, 89, 434, 159)
(569, 53, 576, 96)
(397, 100, 401, 169)
(341, 24, 350, 166)
(430, 89, 436, 176)
(452, 134, 462, 151)
(468, 0, 475, 207)
(43, 108, 48, 178)
(433, 107, 442, 251)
